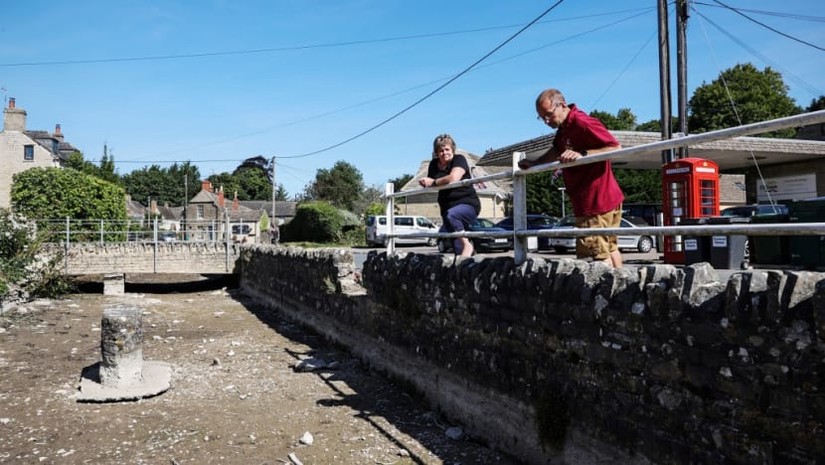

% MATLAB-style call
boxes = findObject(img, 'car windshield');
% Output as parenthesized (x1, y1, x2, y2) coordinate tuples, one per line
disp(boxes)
(474, 218, 496, 228)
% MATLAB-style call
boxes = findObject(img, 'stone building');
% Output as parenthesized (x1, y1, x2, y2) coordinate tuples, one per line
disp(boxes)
(0, 98, 76, 209)
(183, 180, 291, 243)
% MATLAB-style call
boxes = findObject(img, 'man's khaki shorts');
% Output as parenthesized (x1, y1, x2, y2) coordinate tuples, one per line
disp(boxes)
(575, 206, 622, 260)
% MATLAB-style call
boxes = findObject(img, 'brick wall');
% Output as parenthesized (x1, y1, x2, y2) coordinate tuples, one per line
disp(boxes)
(239, 247, 824, 465)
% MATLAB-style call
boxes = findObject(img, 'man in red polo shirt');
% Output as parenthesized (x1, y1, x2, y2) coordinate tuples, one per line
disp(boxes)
(519, 88, 625, 268)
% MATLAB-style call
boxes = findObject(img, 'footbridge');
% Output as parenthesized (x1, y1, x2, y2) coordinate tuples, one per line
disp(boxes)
(52, 242, 242, 275)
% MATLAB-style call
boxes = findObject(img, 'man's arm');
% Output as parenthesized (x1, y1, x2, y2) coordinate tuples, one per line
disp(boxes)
(518, 146, 559, 169)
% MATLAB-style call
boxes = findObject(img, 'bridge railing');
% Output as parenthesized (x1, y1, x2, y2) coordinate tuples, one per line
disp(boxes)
(35, 217, 246, 245)
(379, 110, 825, 265)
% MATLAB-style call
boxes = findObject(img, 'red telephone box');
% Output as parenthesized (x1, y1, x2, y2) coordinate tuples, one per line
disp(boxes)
(662, 157, 720, 264)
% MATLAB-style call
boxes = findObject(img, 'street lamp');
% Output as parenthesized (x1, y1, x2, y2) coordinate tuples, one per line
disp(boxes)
(557, 187, 566, 217)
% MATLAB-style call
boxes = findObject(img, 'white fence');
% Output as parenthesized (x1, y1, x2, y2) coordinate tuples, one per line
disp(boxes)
(379, 110, 825, 265)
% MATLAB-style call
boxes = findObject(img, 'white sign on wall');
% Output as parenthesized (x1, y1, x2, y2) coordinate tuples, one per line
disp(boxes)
(756, 174, 817, 202)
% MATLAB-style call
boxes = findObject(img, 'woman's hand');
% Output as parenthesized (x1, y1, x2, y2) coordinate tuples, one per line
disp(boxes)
(419, 177, 434, 187)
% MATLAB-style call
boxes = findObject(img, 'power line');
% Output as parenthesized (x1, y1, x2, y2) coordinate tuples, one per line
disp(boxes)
(709, 0, 825, 52)
(0, 6, 639, 68)
(144, 7, 653, 161)
(691, 2, 825, 23)
(279, 0, 566, 160)
(692, 7, 824, 97)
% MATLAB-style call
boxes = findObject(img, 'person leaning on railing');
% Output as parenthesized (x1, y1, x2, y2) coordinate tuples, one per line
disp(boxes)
(519, 88, 625, 268)
(419, 133, 481, 257)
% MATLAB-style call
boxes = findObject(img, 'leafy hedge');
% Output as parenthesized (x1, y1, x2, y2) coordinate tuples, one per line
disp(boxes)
(281, 201, 348, 244)
(12, 167, 127, 220)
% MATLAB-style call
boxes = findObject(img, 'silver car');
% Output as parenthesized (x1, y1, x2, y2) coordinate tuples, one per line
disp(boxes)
(548, 215, 655, 253)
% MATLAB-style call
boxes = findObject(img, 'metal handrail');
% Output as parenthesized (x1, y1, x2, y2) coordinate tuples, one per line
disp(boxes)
(379, 110, 825, 263)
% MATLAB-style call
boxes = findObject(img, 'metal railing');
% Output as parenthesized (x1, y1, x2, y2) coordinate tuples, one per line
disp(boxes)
(379, 110, 825, 265)
(35, 217, 254, 245)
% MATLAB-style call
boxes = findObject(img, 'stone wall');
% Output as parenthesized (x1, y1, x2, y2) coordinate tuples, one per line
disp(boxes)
(56, 242, 240, 275)
(239, 246, 824, 465)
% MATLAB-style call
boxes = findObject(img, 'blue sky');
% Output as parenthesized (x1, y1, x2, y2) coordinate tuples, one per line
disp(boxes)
(2, 1, 823, 199)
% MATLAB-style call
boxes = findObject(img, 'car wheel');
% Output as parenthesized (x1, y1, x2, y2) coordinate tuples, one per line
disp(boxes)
(427, 237, 437, 247)
(437, 240, 448, 253)
(637, 236, 653, 253)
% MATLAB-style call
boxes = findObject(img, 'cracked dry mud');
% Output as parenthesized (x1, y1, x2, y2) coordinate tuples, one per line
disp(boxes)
(0, 278, 520, 465)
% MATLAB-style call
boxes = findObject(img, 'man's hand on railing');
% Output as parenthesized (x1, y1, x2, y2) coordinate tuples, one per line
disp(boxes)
(517, 159, 535, 170)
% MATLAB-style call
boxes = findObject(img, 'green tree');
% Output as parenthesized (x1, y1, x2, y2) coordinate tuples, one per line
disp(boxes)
(688, 63, 800, 138)
(525, 171, 567, 217)
(12, 167, 127, 220)
(168, 162, 201, 205)
(304, 161, 364, 212)
(614, 169, 661, 203)
(63, 147, 121, 185)
(389, 174, 413, 192)
(589, 108, 637, 131)
(206, 172, 242, 200)
(805, 95, 825, 112)
(123, 165, 170, 205)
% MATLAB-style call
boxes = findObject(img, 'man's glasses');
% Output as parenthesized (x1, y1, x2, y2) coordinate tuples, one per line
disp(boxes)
(536, 103, 560, 122)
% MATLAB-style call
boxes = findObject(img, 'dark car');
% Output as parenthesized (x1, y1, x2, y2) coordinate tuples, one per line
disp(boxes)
(721, 204, 788, 217)
(494, 214, 559, 250)
(437, 218, 513, 253)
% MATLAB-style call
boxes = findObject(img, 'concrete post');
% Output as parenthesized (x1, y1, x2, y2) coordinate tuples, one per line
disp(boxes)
(100, 306, 144, 387)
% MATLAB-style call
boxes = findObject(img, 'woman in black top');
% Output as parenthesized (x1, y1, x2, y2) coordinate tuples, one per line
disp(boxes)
(418, 134, 481, 257)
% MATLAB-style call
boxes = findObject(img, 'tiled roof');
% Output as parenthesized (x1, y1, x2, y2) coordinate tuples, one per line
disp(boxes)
(239, 200, 297, 216)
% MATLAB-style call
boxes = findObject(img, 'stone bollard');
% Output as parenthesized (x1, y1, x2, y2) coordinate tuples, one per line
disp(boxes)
(100, 306, 143, 387)
(78, 305, 172, 402)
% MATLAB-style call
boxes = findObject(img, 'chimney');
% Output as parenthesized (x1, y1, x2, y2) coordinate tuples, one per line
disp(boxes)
(53, 124, 64, 142)
(232, 191, 239, 210)
(150, 199, 158, 216)
(217, 186, 225, 208)
(200, 180, 213, 192)
(3, 97, 27, 132)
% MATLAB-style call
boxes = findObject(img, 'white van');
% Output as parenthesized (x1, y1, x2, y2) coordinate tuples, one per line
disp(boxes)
(365, 215, 438, 247)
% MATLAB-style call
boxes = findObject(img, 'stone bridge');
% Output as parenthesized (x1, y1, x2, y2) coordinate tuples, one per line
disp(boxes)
(51, 242, 242, 275)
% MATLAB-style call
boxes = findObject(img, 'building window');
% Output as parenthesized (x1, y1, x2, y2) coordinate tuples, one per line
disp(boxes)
(196, 205, 204, 219)
(24, 145, 34, 161)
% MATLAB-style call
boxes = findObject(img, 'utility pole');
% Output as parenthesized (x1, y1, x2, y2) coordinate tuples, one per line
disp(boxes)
(184, 172, 188, 240)
(657, 0, 674, 164)
(270, 156, 276, 223)
(676, 0, 689, 158)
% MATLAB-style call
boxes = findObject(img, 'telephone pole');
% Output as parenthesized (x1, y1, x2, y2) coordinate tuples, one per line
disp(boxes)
(676, 0, 689, 158)
(270, 156, 276, 221)
(657, 0, 674, 164)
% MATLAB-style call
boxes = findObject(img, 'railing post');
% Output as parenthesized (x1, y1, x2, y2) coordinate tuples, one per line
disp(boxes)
(385, 182, 396, 254)
(64, 216, 70, 272)
(225, 210, 231, 272)
(100, 219, 104, 244)
(153, 218, 159, 273)
(512, 152, 529, 265)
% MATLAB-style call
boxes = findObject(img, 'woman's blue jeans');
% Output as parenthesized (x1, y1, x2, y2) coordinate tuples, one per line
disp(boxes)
(442, 203, 478, 255)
